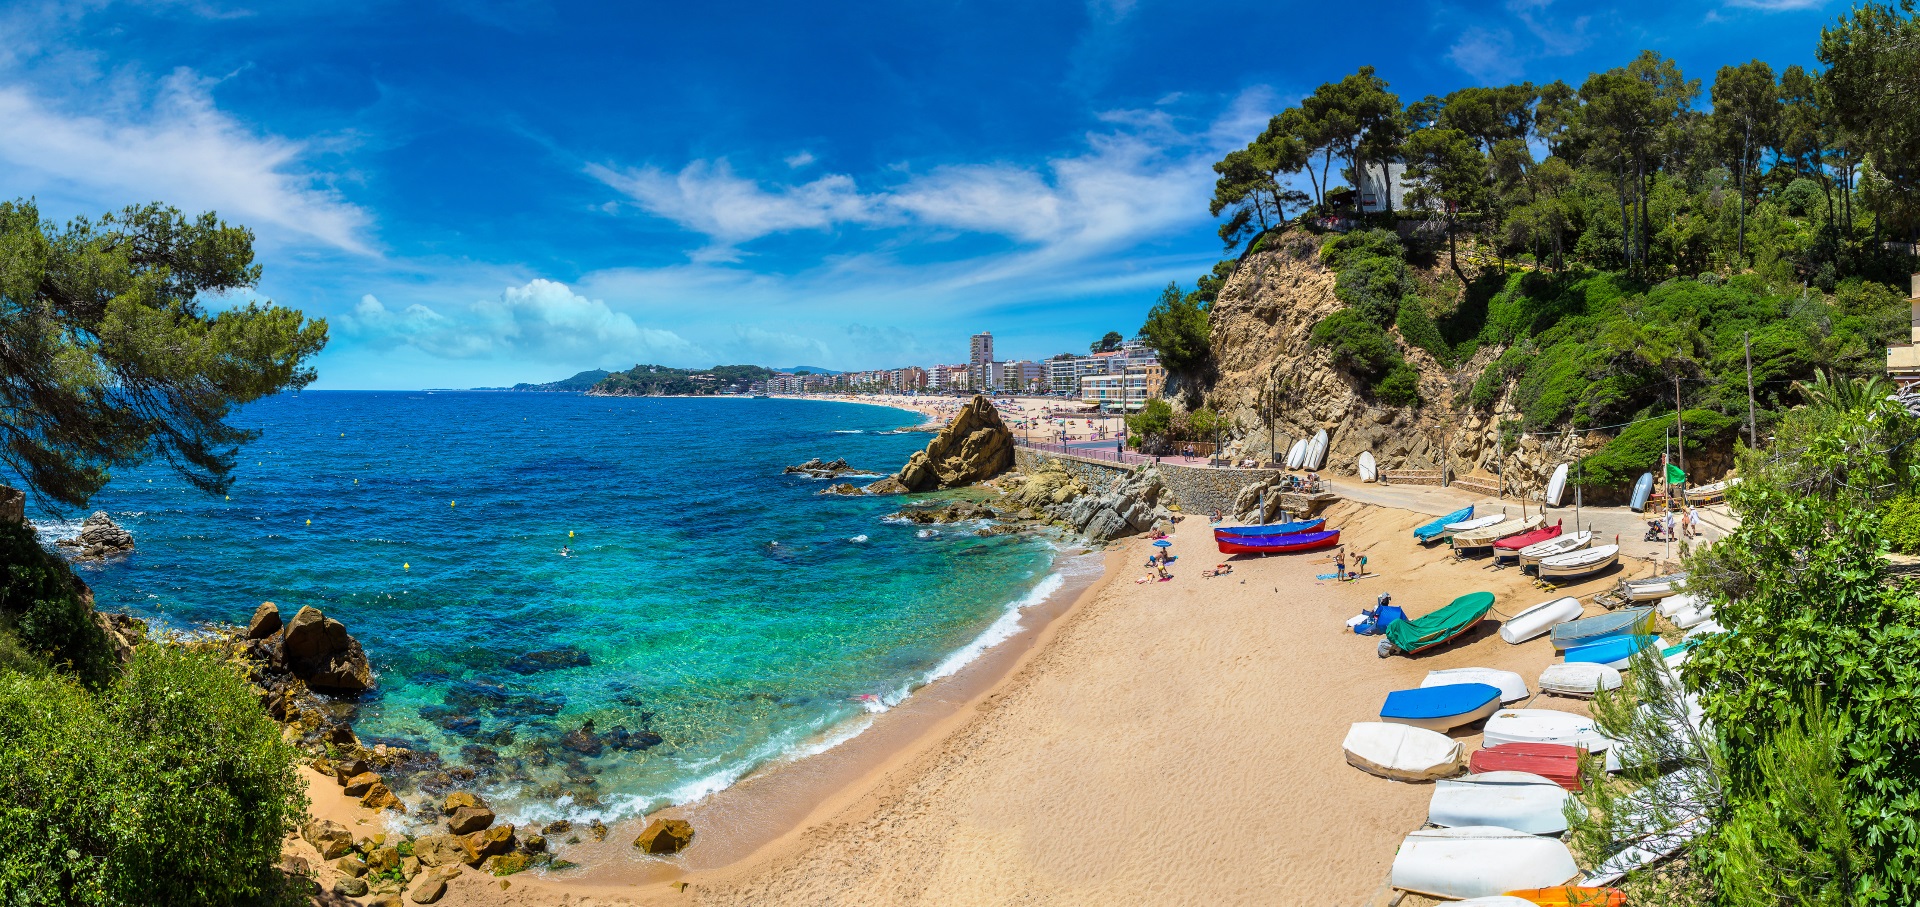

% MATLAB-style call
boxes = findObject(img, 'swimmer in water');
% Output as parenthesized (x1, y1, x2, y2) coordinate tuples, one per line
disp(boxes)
(560, 546, 571, 557)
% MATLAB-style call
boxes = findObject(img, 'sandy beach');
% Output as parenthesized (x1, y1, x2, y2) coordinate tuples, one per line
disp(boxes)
(293, 486, 1663, 906)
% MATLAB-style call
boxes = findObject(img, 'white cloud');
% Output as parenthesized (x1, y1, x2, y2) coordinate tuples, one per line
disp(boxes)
(0, 69, 372, 253)
(1723, 0, 1823, 8)
(1449, 28, 1524, 84)
(784, 150, 816, 168)
(338, 279, 708, 366)
(586, 158, 886, 254)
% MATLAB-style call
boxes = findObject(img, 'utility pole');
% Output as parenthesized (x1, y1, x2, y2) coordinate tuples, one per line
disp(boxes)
(1744, 331, 1758, 448)
(1674, 376, 1685, 479)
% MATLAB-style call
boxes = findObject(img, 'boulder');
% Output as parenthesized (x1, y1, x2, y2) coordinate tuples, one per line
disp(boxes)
(486, 852, 532, 876)
(441, 791, 486, 814)
(360, 782, 405, 813)
(465, 824, 515, 858)
(367, 845, 401, 876)
(869, 396, 1013, 493)
(343, 771, 383, 797)
(93, 612, 144, 665)
(411, 834, 478, 869)
(783, 457, 881, 478)
(301, 818, 354, 860)
(247, 602, 282, 639)
(275, 606, 374, 693)
(371, 895, 405, 907)
(633, 818, 695, 855)
(55, 511, 135, 559)
(336, 853, 369, 878)
(0, 484, 22, 526)
(334, 877, 369, 897)
(589, 819, 608, 842)
(409, 875, 449, 904)
(446, 806, 495, 835)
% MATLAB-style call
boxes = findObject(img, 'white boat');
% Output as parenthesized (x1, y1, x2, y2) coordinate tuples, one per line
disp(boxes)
(1621, 572, 1686, 601)
(1286, 438, 1308, 469)
(1423, 668, 1528, 704)
(1685, 477, 1740, 504)
(1390, 826, 1580, 899)
(1581, 818, 1706, 886)
(1358, 450, 1377, 482)
(1545, 463, 1569, 507)
(1306, 428, 1330, 470)
(1483, 708, 1621, 771)
(1538, 544, 1619, 581)
(1453, 514, 1544, 551)
(1342, 722, 1465, 782)
(1656, 592, 1701, 618)
(1499, 596, 1585, 645)
(1518, 531, 1592, 570)
(1428, 771, 1582, 835)
(1670, 602, 1715, 629)
(1538, 662, 1623, 697)
(1685, 619, 1725, 639)
(1440, 513, 1507, 538)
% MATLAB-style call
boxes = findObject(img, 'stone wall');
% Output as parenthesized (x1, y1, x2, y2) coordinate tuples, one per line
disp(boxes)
(1013, 449, 1282, 517)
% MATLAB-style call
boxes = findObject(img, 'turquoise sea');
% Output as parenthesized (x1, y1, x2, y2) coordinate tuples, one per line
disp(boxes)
(33, 392, 1083, 824)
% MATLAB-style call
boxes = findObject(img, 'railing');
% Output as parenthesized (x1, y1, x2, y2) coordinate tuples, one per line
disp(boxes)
(1015, 439, 1296, 473)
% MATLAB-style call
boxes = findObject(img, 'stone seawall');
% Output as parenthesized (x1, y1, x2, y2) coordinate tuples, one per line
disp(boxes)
(1013, 449, 1281, 517)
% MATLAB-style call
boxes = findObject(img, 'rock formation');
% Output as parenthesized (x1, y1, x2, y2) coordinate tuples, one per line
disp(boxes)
(633, 817, 695, 855)
(1061, 467, 1176, 542)
(275, 604, 376, 693)
(783, 457, 881, 479)
(0, 485, 22, 526)
(56, 511, 135, 560)
(886, 501, 999, 524)
(866, 396, 1013, 493)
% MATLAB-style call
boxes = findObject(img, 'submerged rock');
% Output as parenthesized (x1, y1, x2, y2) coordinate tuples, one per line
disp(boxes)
(504, 647, 592, 674)
(887, 501, 997, 524)
(56, 511, 135, 560)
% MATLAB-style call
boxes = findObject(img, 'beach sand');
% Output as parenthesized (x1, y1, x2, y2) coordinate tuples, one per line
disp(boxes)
(297, 492, 1650, 906)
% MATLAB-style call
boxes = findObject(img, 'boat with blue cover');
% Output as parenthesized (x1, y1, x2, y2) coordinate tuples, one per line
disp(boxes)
(1550, 607, 1654, 652)
(1212, 517, 1327, 539)
(1215, 528, 1342, 555)
(1380, 682, 1504, 732)
(1413, 506, 1476, 542)
(1562, 634, 1662, 669)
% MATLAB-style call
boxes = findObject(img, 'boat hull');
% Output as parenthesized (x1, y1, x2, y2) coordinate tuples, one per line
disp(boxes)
(1621, 572, 1686, 601)
(1537, 545, 1619, 582)
(1470, 743, 1585, 791)
(1414, 506, 1476, 542)
(1343, 722, 1466, 781)
(1423, 668, 1528, 704)
(1519, 532, 1592, 571)
(1630, 473, 1653, 512)
(1505, 886, 1627, 907)
(1483, 709, 1620, 771)
(1545, 463, 1569, 507)
(1358, 450, 1377, 482)
(1453, 515, 1543, 551)
(1538, 662, 1622, 697)
(1550, 606, 1653, 651)
(1215, 528, 1340, 555)
(1390, 826, 1580, 900)
(1429, 772, 1579, 835)
(1562, 634, 1660, 670)
(1381, 683, 1503, 733)
(1212, 517, 1325, 538)
(1500, 597, 1585, 645)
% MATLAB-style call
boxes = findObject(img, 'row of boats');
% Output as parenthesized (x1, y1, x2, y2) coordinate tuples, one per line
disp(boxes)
(1338, 578, 1717, 902)
(1416, 506, 1618, 581)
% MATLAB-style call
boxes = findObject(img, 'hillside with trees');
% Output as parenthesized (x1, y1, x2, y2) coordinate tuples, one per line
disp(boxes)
(591, 364, 775, 396)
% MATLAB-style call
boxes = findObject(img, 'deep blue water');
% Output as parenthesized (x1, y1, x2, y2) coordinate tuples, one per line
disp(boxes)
(36, 392, 1076, 823)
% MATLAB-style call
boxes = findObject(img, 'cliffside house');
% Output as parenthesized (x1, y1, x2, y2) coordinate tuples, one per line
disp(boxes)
(1885, 274, 1920, 392)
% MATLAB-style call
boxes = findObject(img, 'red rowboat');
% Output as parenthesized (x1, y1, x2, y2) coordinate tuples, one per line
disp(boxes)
(1214, 529, 1341, 555)
(1469, 742, 1586, 790)
(1493, 520, 1563, 552)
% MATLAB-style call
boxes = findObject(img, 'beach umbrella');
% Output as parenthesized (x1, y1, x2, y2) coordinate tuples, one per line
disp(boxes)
(1152, 539, 1172, 548)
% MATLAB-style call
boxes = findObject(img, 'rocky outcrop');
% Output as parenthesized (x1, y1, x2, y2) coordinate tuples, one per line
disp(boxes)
(633, 818, 695, 855)
(1061, 467, 1176, 542)
(276, 605, 375, 693)
(56, 511, 134, 560)
(887, 501, 998, 524)
(0, 485, 22, 525)
(783, 457, 881, 479)
(866, 396, 1013, 493)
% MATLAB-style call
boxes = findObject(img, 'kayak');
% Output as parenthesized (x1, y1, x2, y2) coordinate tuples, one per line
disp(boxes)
(1215, 529, 1341, 555)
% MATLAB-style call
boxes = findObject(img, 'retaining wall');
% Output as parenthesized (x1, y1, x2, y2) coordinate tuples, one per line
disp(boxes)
(1013, 448, 1282, 517)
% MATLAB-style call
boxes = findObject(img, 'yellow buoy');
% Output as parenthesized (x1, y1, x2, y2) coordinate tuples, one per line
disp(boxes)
(225, 495, 230, 500)
(450, 501, 456, 508)
(306, 519, 311, 526)
(353, 479, 358, 484)
(403, 563, 410, 570)
(568, 530, 574, 538)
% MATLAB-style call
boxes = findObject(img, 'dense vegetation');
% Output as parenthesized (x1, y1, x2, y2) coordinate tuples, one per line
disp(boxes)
(592, 363, 775, 395)
(0, 201, 317, 902)
(1136, 3, 1920, 481)
(506, 368, 609, 391)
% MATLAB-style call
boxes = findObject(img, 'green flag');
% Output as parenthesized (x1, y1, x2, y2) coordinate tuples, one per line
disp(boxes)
(1666, 463, 1687, 485)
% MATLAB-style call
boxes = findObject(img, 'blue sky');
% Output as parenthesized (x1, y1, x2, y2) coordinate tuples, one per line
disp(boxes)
(2, 0, 1840, 388)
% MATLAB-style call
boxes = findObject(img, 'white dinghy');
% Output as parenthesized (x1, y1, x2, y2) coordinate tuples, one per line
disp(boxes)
(1305, 428, 1330, 470)
(1390, 826, 1580, 899)
(1499, 596, 1585, 645)
(1545, 462, 1569, 507)
(1423, 668, 1528, 704)
(1519, 531, 1591, 571)
(1428, 771, 1582, 835)
(1621, 572, 1687, 601)
(1286, 438, 1308, 469)
(1342, 722, 1466, 782)
(1656, 592, 1701, 617)
(1358, 450, 1378, 482)
(1670, 601, 1716, 629)
(1483, 708, 1621, 771)
(1538, 544, 1619, 582)
(1539, 662, 1623, 698)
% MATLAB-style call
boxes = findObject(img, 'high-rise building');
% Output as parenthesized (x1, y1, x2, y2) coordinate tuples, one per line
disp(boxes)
(969, 332, 994, 391)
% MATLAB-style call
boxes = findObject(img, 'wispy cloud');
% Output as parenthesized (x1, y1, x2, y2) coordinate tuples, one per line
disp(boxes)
(586, 159, 887, 257)
(1446, 0, 1592, 84)
(0, 70, 372, 253)
(1722, 0, 1824, 8)
(338, 279, 708, 366)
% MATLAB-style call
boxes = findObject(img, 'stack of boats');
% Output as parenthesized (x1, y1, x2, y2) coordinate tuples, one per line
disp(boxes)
(1411, 505, 1621, 582)
(1342, 578, 1721, 900)
(1212, 516, 1341, 555)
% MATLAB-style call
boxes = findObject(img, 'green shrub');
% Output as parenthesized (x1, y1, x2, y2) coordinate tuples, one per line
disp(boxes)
(1318, 228, 1403, 270)
(1579, 409, 1739, 492)
(0, 646, 307, 906)
(1310, 310, 1399, 376)
(0, 519, 114, 687)
(1333, 254, 1412, 326)
(1882, 494, 1920, 554)
(1778, 177, 1824, 218)
(1395, 298, 1452, 366)
(1374, 363, 1422, 407)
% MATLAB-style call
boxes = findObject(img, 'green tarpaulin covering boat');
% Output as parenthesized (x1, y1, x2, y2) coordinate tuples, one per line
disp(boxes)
(1383, 591, 1496, 657)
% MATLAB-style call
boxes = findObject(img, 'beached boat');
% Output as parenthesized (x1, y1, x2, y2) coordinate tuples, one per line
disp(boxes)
(1685, 619, 1725, 639)
(1453, 898, 1540, 907)
(1305, 428, 1329, 470)
(1562, 634, 1661, 670)
(1380, 683, 1503, 732)
(1630, 473, 1654, 512)
(1214, 528, 1340, 555)
(1454, 515, 1544, 552)
(1423, 668, 1527, 704)
(1499, 596, 1585, 645)
(1428, 771, 1580, 835)
(1685, 477, 1740, 504)
(1471, 743, 1585, 791)
(1483, 709, 1620, 771)
(1518, 532, 1591, 571)
(1343, 722, 1466, 781)
(1537, 544, 1619, 582)
(1285, 438, 1308, 469)
(1655, 592, 1701, 617)
(1662, 639, 1698, 668)
(1504, 887, 1627, 907)
(1550, 606, 1653, 651)
(1212, 517, 1325, 538)
(1492, 522, 1562, 562)
(1670, 601, 1715, 629)
(1580, 819, 1705, 887)
(1545, 463, 1569, 507)
(1538, 662, 1622, 697)
(1414, 505, 1476, 542)
(1358, 450, 1377, 482)
(1441, 512, 1507, 537)
(1621, 572, 1686, 602)
(1382, 591, 1496, 657)
(1390, 826, 1580, 900)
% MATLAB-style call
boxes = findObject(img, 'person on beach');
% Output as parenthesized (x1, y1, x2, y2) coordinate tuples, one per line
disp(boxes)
(1155, 563, 1171, 581)
(1334, 548, 1347, 580)
(1664, 509, 1677, 542)
(1354, 553, 1367, 579)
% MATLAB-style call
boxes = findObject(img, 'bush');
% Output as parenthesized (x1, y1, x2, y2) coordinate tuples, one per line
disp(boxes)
(0, 646, 307, 906)
(0, 519, 114, 687)
(1882, 494, 1920, 554)
(1310, 310, 1399, 377)
(1333, 254, 1412, 326)
(1318, 228, 1403, 270)
(1395, 298, 1452, 366)
(1374, 363, 1422, 407)
(1126, 398, 1173, 440)
(1579, 409, 1739, 492)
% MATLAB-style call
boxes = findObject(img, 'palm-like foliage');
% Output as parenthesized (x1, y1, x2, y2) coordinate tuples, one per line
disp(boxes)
(1793, 368, 1892, 414)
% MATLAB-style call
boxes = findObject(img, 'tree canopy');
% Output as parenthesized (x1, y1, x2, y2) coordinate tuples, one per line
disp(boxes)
(0, 200, 328, 510)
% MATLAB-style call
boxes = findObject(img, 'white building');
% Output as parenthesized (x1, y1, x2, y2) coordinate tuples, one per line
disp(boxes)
(1359, 162, 1416, 214)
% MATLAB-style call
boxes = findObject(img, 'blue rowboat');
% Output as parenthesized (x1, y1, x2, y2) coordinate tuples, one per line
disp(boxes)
(1550, 607, 1654, 651)
(1213, 517, 1327, 539)
(1630, 473, 1654, 512)
(1413, 506, 1475, 542)
(1563, 634, 1662, 669)
(1379, 682, 1503, 732)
